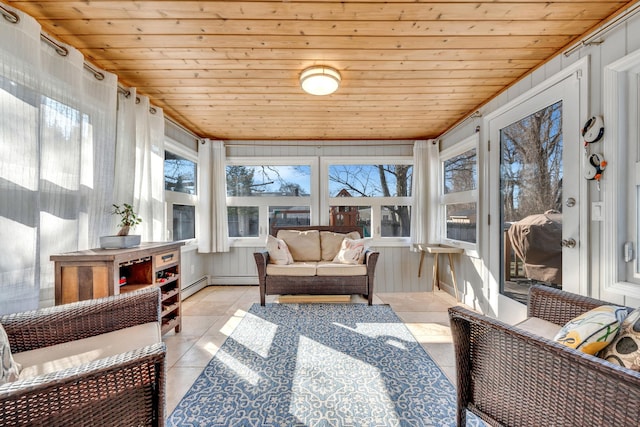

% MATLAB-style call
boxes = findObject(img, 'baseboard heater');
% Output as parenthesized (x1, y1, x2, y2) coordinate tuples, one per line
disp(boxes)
(182, 276, 208, 300)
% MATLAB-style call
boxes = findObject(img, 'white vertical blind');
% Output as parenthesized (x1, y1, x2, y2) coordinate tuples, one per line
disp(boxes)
(0, 8, 117, 314)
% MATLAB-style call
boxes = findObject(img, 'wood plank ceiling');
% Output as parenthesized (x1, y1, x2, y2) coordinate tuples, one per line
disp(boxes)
(4, 0, 636, 140)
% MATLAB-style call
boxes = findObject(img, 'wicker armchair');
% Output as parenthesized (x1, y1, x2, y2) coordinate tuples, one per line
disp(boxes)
(0, 287, 166, 427)
(449, 285, 640, 427)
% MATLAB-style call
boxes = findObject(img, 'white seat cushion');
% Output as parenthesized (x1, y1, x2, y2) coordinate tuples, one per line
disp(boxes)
(266, 262, 318, 276)
(514, 317, 562, 341)
(316, 261, 367, 276)
(14, 322, 160, 380)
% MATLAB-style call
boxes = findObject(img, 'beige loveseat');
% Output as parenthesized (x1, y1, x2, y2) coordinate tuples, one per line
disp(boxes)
(253, 226, 379, 305)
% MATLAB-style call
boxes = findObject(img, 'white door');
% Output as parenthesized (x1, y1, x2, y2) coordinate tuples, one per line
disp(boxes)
(486, 61, 588, 321)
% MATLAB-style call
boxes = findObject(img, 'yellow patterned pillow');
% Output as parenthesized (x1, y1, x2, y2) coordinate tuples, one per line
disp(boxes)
(553, 305, 628, 355)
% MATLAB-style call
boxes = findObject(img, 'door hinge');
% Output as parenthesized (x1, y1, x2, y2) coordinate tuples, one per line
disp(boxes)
(487, 214, 490, 226)
(487, 139, 490, 151)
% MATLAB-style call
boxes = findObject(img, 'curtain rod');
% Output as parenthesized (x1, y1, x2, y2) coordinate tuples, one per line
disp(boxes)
(564, 1, 640, 57)
(2, 4, 106, 81)
(0, 4, 19, 23)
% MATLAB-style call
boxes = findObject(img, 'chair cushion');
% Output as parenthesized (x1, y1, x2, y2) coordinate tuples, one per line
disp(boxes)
(553, 305, 628, 355)
(14, 322, 161, 380)
(266, 235, 294, 265)
(333, 237, 370, 265)
(320, 231, 361, 261)
(316, 261, 367, 276)
(266, 262, 318, 276)
(600, 307, 640, 371)
(514, 317, 562, 341)
(276, 230, 321, 261)
(0, 323, 21, 385)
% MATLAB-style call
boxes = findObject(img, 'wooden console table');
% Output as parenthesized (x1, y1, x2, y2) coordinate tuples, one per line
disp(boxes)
(51, 241, 184, 335)
(415, 244, 464, 301)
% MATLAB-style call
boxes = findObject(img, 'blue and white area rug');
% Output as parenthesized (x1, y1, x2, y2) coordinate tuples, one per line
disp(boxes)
(167, 303, 484, 426)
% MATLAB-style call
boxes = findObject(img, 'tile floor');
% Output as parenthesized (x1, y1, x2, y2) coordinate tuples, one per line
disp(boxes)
(163, 286, 464, 416)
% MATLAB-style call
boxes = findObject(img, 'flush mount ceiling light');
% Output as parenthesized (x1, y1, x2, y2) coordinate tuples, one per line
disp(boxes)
(300, 66, 341, 96)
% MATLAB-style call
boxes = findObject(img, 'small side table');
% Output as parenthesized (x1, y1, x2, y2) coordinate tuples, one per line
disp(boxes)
(415, 244, 464, 301)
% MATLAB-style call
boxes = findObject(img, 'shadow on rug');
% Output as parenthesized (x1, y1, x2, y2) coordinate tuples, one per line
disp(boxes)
(168, 303, 484, 426)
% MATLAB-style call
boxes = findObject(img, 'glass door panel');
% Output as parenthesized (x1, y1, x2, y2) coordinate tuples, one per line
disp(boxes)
(500, 101, 563, 303)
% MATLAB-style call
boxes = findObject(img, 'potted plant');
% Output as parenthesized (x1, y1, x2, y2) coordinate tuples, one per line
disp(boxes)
(100, 203, 143, 249)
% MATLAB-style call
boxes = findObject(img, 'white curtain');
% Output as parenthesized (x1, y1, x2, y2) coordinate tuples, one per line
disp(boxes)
(132, 96, 165, 242)
(198, 139, 229, 253)
(410, 139, 441, 247)
(0, 8, 117, 313)
(114, 92, 165, 241)
(113, 87, 137, 209)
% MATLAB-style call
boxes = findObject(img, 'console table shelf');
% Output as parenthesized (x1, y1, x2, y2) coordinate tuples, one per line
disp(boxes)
(51, 241, 184, 334)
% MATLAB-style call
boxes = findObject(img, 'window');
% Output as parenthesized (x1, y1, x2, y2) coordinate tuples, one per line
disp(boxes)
(603, 48, 640, 299)
(440, 134, 478, 248)
(322, 158, 413, 242)
(226, 159, 315, 244)
(164, 139, 197, 242)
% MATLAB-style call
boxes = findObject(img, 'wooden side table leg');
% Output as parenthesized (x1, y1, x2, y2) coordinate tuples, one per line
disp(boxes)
(418, 251, 425, 277)
(448, 253, 460, 302)
(432, 253, 440, 293)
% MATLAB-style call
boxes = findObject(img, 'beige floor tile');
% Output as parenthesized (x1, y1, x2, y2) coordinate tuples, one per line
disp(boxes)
(165, 367, 205, 415)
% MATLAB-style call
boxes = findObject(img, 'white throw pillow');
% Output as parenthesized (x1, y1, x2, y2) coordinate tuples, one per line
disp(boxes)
(333, 238, 370, 265)
(266, 235, 294, 265)
(0, 323, 21, 385)
(320, 231, 361, 261)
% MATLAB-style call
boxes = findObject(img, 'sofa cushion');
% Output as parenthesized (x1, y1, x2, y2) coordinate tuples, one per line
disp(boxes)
(266, 262, 318, 276)
(514, 317, 562, 341)
(553, 305, 628, 355)
(266, 235, 294, 265)
(316, 261, 367, 276)
(600, 307, 640, 371)
(333, 237, 370, 265)
(14, 322, 160, 380)
(277, 229, 321, 261)
(0, 323, 21, 385)
(320, 231, 361, 261)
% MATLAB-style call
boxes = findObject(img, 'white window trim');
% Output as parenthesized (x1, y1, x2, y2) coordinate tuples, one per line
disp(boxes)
(226, 157, 319, 247)
(321, 156, 413, 246)
(439, 133, 479, 254)
(603, 48, 640, 299)
(164, 138, 198, 245)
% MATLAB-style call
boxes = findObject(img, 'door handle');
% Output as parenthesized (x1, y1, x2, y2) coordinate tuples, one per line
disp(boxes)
(561, 238, 576, 248)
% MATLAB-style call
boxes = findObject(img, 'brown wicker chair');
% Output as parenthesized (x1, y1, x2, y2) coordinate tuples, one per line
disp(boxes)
(449, 285, 640, 427)
(0, 287, 166, 427)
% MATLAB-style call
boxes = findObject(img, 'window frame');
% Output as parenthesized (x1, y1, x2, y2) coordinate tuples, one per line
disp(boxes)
(320, 156, 413, 246)
(226, 157, 319, 247)
(603, 48, 640, 299)
(439, 133, 479, 253)
(164, 137, 198, 244)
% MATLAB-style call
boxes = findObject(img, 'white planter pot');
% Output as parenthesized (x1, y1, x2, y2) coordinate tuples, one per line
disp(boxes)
(99, 235, 141, 249)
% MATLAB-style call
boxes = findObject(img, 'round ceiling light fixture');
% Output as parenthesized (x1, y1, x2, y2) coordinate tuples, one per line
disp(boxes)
(300, 66, 341, 96)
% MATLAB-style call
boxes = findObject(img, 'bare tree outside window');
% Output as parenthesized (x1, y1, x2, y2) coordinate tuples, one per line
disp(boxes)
(328, 164, 412, 237)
